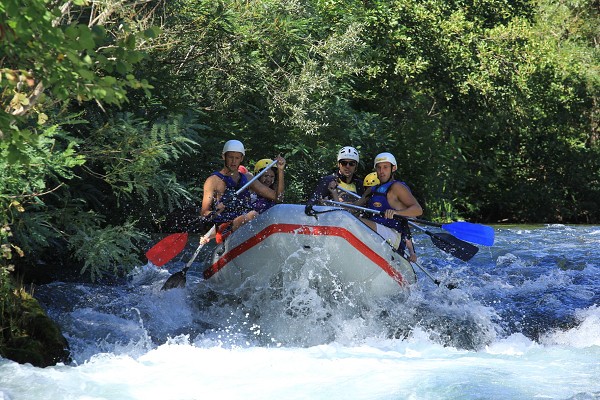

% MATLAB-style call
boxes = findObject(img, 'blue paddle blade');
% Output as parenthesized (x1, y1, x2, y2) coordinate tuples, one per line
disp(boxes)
(441, 221, 495, 246)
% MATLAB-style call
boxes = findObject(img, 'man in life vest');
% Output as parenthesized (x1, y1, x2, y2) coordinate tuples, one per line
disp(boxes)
(200, 140, 285, 243)
(309, 146, 364, 204)
(359, 152, 422, 261)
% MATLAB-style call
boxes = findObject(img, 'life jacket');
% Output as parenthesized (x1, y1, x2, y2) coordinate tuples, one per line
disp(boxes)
(367, 179, 411, 240)
(336, 180, 358, 202)
(309, 171, 364, 204)
(211, 171, 253, 224)
(251, 194, 276, 214)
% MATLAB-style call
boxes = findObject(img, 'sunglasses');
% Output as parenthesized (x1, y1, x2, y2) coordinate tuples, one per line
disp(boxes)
(339, 160, 357, 167)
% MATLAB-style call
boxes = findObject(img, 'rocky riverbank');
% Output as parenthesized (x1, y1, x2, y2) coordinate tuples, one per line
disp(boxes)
(1, 282, 71, 368)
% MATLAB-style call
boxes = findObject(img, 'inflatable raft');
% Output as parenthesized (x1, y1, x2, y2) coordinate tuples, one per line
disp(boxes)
(202, 204, 416, 298)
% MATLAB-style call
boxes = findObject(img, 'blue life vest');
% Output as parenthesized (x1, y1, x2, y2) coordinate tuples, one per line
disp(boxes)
(252, 195, 276, 214)
(211, 172, 253, 223)
(367, 180, 410, 236)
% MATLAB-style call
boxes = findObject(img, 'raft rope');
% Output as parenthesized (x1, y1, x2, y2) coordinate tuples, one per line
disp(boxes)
(304, 202, 352, 218)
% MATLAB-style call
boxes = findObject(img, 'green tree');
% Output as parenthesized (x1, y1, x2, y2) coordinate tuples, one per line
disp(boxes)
(0, 0, 163, 279)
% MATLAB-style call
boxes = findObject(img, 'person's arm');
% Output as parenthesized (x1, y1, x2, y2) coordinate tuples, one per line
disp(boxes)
(275, 155, 285, 203)
(250, 156, 287, 201)
(250, 176, 277, 200)
(328, 182, 340, 202)
(383, 182, 423, 219)
(308, 175, 334, 204)
(353, 186, 372, 206)
(201, 175, 223, 218)
(397, 184, 423, 217)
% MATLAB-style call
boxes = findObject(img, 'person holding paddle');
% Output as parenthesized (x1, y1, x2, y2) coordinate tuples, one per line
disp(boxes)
(309, 146, 364, 204)
(251, 158, 285, 213)
(200, 140, 285, 244)
(357, 152, 422, 262)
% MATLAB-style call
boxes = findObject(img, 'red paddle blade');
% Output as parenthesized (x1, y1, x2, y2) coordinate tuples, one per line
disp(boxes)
(145, 233, 189, 266)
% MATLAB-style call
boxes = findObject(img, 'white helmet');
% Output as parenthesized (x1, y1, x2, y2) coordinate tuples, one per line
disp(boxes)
(222, 140, 245, 155)
(337, 146, 359, 162)
(373, 152, 397, 168)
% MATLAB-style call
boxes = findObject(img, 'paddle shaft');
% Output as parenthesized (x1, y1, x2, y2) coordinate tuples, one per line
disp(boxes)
(404, 249, 449, 288)
(408, 255, 437, 283)
(332, 189, 494, 246)
(337, 186, 361, 199)
(324, 200, 478, 261)
(409, 219, 441, 228)
(236, 159, 279, 195)
(325, 200, 386, 217)
(183, 225, 217, 273)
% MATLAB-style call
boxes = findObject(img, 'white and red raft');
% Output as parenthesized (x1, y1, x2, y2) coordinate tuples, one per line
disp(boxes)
(202, 204, 416, 300)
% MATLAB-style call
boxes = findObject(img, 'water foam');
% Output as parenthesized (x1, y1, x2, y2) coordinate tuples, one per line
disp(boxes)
(541, 306, 600, 348)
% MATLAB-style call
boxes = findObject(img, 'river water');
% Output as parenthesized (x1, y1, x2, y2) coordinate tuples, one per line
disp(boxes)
(1, 224, 599, 399)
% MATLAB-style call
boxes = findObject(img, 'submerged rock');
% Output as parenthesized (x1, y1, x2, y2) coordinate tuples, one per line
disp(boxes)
(1, 288, 71, 367)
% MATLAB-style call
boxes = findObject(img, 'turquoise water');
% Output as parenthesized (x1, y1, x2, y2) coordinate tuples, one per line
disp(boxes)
(1, 224, 599, 399)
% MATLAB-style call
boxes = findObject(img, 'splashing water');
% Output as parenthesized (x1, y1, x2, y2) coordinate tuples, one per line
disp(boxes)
(1, 225, 600, 399)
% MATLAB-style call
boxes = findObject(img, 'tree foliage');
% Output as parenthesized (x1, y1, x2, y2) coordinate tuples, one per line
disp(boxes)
(0, 0, 193, 281)
(0, 0, 598, 288)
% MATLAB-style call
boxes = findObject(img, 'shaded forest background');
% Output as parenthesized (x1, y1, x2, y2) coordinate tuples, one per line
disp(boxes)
(1, 0, 599, 285)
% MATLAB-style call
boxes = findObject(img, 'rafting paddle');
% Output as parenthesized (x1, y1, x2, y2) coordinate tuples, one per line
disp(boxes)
(406, 221, 478, 262)
(409, 219, 494, 246)
(160, 225, 216, 290)
(404, 250, 458, 289)
(324, 200, 479, 262)
(146, 232, 190, 267)
(334, 186, 493, 246)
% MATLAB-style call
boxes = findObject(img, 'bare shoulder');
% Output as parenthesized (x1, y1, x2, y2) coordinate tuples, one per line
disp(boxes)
(391, 181, 412, 194)
(390, 181, 417, 202)
(204, 174, 224, 191)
